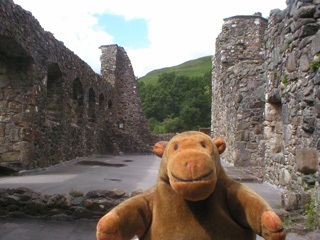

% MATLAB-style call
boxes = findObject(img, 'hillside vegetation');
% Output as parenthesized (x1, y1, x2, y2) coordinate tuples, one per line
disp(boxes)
(137, 56, 212, 134)
(138, 56, 212, 85)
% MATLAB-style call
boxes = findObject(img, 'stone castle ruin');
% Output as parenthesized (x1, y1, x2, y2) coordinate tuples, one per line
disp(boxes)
(0, 0, 152, 172)
(212, 0, 320, 208)
(1, 0, 320, 210)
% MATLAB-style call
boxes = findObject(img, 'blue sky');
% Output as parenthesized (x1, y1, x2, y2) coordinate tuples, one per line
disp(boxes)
(14, 0, 287, 77)
(94, 14, 150, 49)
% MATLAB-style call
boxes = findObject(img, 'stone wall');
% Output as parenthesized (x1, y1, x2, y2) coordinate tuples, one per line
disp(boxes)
(212, 0, 320, 206)
(212, 14, 268, 170)
(0, 187, 139, 220)
(0, 0, 152, 172)
(100, 45, 152, 153)
(263, 0, 320, 193)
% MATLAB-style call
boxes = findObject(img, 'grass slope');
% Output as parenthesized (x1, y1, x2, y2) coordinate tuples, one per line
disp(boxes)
(138, 55, 212, 85)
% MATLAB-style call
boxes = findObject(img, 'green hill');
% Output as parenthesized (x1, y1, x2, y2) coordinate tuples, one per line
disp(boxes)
(138, 56, 212, 85)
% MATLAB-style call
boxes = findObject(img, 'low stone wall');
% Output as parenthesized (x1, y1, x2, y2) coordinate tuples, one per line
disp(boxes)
(0, 187, 142, 220)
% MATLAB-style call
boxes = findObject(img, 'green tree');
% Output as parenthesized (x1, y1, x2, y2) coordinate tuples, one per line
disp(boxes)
(137, 72, 212, 134)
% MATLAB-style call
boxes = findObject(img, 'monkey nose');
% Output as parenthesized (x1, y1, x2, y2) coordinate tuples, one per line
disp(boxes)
(185, 161, 197, 174)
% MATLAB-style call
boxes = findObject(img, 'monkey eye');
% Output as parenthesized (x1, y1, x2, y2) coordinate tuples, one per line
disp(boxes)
(174, 144, 178, 150)
(201, 142, 206, 148)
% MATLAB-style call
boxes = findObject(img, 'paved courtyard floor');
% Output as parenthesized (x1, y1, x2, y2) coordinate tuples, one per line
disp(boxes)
(0, 154, 312, 240)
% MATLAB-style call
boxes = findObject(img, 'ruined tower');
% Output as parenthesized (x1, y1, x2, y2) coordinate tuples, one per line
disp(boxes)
(213, 0, 320, 206)
(99, 44, 152, 153)
(212, 14, 268, 168)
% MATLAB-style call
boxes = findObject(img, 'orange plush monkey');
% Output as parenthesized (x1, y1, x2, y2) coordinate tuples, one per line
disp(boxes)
(97, 131, 286, 240)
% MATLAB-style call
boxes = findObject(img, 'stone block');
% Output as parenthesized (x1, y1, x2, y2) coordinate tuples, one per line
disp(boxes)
(69, 189, 84, 198)
(315, 104, 320, 117)
(296, 148, 319, 174)
(311, 33, 320, 56)
(48, 194, 72, 209)
(295, 18, 316, 31)
(237, 122, 250, 131)
(299, 24, 319, 38)
(315, 4, 320, 18)
(302, 117, 315, 133)
(72, 207, 93, 219)
(0, 151, 21, 162)
(315, 72, 320, 85)
(281, 191, 300, 211)
(235, 150, 251, 167)
(279, 169, 292, 186)
(253, 124, 263, 135)
(286, 53, 297, 72)
(25, 200, 47, 215)
(300, 54, 310, 72)
(294, 5, 316, 19)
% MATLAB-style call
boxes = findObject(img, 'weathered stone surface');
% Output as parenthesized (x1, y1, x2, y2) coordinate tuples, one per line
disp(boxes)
(302, 174, 316, 185)
(0, 187, 130, 219)
(105, 189, 126, 199)
(85, 190, 109, 199)
(237, 122, 250, 131)
(294, 5, 316, 19)
(0, 0, 152, 172)
(295, 18, 316, 31)
(72, 207, 93, 219)
(279, 169, 292, 185)
(300, 54, 310, 71)
(24, 200, 47, 215)
(267, 89, 282, 103)
(296, 148, 319, 174)
(311, 33, 320, 55)
(69, 189, 84, 198)
(235, 150, 252, 166)
(299, 23, 319, 37)
(48, 194, 72, 209)
(302, 117, 315, 133)
(315, 104, 320, 117)
(213, 1, 320, 203)
(281, 191, 300, 211)
(286, 54, 297, 72)
(0, 151, 20, 161)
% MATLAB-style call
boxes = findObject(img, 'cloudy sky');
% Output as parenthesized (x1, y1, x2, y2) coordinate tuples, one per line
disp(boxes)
(14, 0, 287, 78)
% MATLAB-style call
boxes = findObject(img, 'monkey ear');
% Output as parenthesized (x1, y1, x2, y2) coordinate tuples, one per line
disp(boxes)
(213, 138, 226, 154)
(153, 141, 168, 157)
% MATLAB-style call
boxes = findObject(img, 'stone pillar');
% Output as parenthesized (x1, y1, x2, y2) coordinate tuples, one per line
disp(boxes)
(212, 15, 268, 167)
(99, 45, 118, 87)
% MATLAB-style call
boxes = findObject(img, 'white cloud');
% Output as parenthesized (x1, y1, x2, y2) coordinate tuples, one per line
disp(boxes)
(14, 0, 287, 77)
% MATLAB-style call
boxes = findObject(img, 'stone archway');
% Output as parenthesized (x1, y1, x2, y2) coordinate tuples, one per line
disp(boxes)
(72, 78, 84, 126)
(46, 63, 63, 123)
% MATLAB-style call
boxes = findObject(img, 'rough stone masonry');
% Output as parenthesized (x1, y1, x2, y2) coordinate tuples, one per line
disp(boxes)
(0, 0, 152, 172)
(212, 0, 320, 210)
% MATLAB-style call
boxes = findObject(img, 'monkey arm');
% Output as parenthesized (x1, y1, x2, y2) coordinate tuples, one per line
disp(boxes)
(226, 182, 286, 240)
(97, 189, 154, 240)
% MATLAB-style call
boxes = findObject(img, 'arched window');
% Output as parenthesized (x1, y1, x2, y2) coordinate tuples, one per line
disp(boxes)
(46, 63, 63, 123)
(108, 100, 113, 109)
(88, 88, 96, 123)
(99, 93, 105, 110)
(72, 78, 84, 125)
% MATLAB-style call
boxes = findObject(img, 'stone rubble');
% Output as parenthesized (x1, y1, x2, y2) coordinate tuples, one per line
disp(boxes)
(0, 187, 131, 220)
